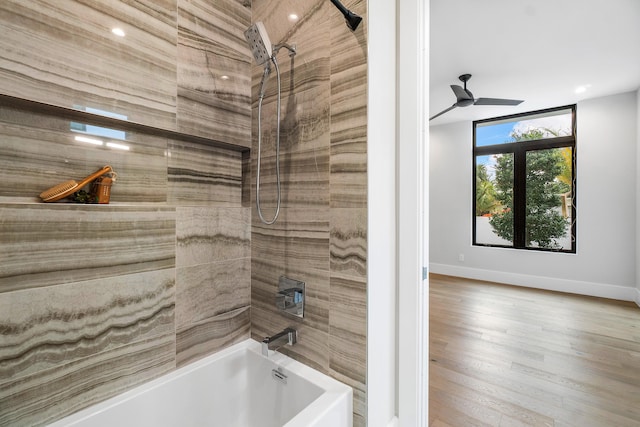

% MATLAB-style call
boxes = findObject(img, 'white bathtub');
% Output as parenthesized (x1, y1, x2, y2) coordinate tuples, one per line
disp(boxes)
(48, 339, 353, 427)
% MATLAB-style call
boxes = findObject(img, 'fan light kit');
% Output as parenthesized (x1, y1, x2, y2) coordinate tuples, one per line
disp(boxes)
(430, 73, 524, 121)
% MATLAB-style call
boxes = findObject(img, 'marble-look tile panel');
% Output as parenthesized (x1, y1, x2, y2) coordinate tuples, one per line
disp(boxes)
(168, 140, 243, 206)
(250, 92, 331, 209)
(329, 275, 367, 425)
(0, 337, 175, 427)
(251, 208, 329, 283)
(251, 1, 368, 425)
(176, 207, 250, 268)
(330, 208, 367, 278)
(253, 60, 331, 158)
(0, 0, 178, 130)
(249, 1, 332, 209)
(329, 2, 368, 422)
(0, 105, 168, 203)
(251, 206, 330, 272)
(329, 121, 367, 208)
(0, 269, 175, 381)
(176, 258, 250, 329)
(250, 148, 330, 209)
(251, 256, 330, 335)
(0, 204, 175, 293)
(177, 0, 252, 147)
(0, 269, 176, 426)
(251, 0, 330, 47)
(176, 306, 250, 367)
(251, 207, 331, 332)
(330, 0, 367, 208)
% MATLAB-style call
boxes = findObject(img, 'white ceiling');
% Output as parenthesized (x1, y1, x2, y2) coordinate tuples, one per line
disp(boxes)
(429, 0, 640, 125)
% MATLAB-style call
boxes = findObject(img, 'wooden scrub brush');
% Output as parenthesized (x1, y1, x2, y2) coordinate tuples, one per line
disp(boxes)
(39, 165, 113, 202)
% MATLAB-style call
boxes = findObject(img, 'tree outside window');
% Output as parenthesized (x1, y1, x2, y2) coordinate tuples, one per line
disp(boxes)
(473, 106, 576, 252)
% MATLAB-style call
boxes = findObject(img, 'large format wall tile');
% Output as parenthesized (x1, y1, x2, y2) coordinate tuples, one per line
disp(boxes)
(175, 204, 251, 365)
(168, 140, 244, 206)
(251, 206, 331, 372)
(0, 1, 255, 425)
(0, 204, 176, 293)
(0, 104, 168, 203)
(329, 275, 367, 426)
(177, 0, 252, 147)
(177, 306, 250, 367)
(1, 0, 368, 425)
(0, 269, 176, 427)
(330, 207, 367, 425)
(248, 1, 332, 210)
(328, 5, 368, 420)
(330, 0, 367, 208)
(0, 0, 178, 130)
(249, 1, 333, 374)
(176, 207, 251, 267)
(251, 1, 368, 425)
(176, 258, 250, 329)
(1, 339, 176, 427)
(252, 208, 331, 331)
(329, 207, 367, 278)
(251, 143, 330, 209)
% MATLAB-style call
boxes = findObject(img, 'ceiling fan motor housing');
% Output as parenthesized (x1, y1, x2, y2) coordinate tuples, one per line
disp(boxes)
(458, 95, 474, 107)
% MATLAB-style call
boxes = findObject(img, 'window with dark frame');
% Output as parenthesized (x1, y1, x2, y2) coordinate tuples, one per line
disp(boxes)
(473, 105, 576, 253)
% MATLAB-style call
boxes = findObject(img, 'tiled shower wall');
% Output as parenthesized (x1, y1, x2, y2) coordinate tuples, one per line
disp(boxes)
(249, 1, 368, 426)
(0, 0, 368, 426)
(0, 1, 252, 425)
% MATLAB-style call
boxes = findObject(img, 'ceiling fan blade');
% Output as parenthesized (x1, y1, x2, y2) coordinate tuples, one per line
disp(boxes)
(429, 103, 457, 121)
(451, 84, 472, 101)
(474, 97, 524, 106)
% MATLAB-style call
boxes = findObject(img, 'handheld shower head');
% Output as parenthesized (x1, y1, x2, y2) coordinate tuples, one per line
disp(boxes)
(244, 22, 273, 66)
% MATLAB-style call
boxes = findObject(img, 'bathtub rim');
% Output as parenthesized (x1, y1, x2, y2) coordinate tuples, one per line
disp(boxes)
(47, 338, 352, 427)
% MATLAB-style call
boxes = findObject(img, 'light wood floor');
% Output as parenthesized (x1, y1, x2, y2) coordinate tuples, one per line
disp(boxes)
(429, 274, 640, 427)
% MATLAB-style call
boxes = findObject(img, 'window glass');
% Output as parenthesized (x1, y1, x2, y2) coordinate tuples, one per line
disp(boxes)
(475, 107, 573, 147)
(525, 148, 573, 250)
(475, 154, 513, 246)
(473, 105, 576, 253)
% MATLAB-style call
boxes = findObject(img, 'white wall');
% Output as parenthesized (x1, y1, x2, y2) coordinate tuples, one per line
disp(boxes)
(430, 91, 638, 302)
(369, 0, 430, 424)
(397, 0, 429, 425)
(636, 89, 640, 307)
(367, 0, 398, 424)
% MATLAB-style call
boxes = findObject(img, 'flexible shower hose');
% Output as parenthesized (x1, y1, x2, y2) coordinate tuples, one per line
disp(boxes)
(256, 55, 282, 225)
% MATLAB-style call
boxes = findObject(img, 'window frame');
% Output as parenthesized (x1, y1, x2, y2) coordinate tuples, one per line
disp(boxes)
(472, 105, 577, 253)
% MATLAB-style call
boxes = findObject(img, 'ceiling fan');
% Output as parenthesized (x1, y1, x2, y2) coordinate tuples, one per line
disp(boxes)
(430, 73, 524, 120)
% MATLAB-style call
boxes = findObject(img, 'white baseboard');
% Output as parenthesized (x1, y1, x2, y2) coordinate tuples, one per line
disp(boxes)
(430, 263, 638, 302)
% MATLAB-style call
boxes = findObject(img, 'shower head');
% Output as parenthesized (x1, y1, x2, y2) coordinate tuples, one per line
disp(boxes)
(329, 0, 362, 31)
(244, 21, 273, 66)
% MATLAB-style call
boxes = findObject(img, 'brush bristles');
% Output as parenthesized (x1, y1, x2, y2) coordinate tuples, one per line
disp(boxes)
(39, 180, 78, 201)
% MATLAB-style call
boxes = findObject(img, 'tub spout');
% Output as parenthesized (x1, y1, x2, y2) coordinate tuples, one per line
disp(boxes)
(261, 328, 297, 356)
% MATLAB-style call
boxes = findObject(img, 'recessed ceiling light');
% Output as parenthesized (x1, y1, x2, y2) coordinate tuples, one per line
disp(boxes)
(575, 84, 591, 94)
(221, 75, 230, 80)
(288, 13, 299, 22)
(111, 27, 125, 37)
